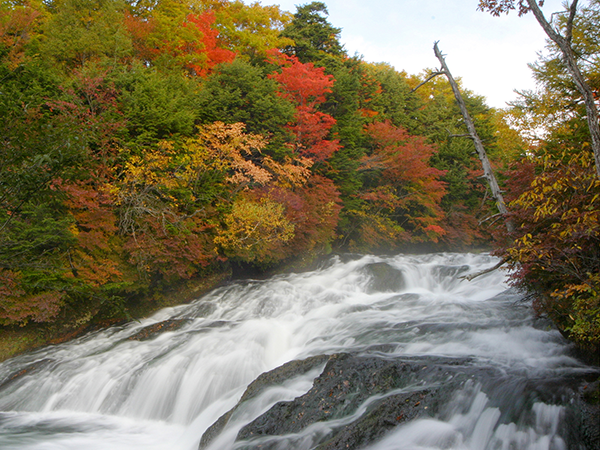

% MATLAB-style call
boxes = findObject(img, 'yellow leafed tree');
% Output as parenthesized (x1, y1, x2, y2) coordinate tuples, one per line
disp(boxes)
(214, 196, 295, 264)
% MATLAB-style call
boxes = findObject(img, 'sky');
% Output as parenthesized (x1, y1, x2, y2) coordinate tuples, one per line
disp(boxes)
(257, 0, 567, 108)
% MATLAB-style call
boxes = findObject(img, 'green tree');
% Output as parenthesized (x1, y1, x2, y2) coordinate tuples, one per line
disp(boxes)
(0, 202, 76, 325)
(280, 1, 343, 64)
(41, 0, 132, 70)
(114, 62, 200, 147)
(197, 58, 295, 157)
(366, 63, 424, 134)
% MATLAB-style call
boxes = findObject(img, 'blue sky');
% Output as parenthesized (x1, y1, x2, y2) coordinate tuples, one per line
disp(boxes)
(258, 0, 566, 108)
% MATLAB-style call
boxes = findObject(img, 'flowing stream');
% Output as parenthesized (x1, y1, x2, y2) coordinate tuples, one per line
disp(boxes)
(0, 253, 597, 450)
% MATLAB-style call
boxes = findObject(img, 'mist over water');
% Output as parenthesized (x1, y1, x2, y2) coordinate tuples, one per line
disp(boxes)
(0, 253, 596, 450)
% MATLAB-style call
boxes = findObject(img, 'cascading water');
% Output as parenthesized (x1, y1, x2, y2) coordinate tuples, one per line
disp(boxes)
(0, 253, 597, 450)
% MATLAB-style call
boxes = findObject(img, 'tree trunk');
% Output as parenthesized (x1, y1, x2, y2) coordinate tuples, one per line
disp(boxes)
(433, 42, 515, 233)
(526, 0, 600, 180)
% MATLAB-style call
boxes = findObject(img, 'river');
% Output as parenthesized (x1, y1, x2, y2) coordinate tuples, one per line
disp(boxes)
(0, 253, 597, 450)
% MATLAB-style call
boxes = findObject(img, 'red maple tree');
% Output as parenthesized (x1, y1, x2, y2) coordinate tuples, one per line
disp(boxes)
(268, 50, 340, 161)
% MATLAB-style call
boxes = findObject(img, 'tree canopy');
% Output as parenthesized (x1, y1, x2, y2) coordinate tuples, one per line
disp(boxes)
(1, 0, 597, 350)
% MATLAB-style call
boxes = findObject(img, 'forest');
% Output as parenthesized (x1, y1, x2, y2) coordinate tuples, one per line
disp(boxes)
(0, 0, 598, 352)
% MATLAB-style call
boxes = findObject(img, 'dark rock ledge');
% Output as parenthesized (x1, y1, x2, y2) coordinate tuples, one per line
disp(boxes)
(199, 351, 600, 450)
(199, 353, 473, 450)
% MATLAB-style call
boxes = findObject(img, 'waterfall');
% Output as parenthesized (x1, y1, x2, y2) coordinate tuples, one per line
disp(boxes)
(0, 253, 596, 450)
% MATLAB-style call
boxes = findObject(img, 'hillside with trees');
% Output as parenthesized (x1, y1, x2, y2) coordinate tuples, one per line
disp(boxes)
(0, 0, 597, 354)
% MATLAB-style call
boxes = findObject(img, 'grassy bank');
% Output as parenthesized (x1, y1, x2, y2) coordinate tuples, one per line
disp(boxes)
(0, 270, 232, 363)
(0, 250, 326, 363)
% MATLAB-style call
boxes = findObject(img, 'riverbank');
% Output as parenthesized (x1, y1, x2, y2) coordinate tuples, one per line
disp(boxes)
(0, 250, 325, 363)
(0, 270, 232, 363)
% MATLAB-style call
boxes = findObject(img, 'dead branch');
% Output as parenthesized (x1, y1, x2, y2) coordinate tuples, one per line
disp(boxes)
(410, 71, 445, 92)
(461, 258, 506, 281)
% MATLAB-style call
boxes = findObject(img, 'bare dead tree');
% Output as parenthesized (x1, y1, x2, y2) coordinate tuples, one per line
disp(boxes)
(479, 0, 600, 180)
(432, 42, 515, 233)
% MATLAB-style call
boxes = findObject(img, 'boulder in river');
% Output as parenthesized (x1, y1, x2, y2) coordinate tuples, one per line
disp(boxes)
(200, 352, 478, 450)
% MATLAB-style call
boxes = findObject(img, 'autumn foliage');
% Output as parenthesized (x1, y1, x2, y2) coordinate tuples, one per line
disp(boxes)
(269, 50, 340, 161)
(124, 7, 234, 75)
(1, 0, 557, 333)
(344, 121, 446, 251)
(497, 150, 600, 347)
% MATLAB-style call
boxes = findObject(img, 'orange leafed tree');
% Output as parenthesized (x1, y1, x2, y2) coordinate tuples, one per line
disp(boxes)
(269, 49, 333, 106)
(124, 8, 234, 76)
(359, 120, 447, 245)
(269, 50, 340, 161)
(112, 122, 275, 279)
(0, 1, 43, 71)
(280, 174, 342, 255)
(0, 269, 66, 325)
(181, 11, 236, 77)
(59, 180, 123, 288)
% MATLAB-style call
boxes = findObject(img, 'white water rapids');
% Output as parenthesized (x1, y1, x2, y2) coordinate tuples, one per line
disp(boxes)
(0, 253, 596, 450)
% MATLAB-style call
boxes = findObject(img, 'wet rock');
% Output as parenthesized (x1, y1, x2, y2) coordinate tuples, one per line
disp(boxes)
(0, 358, 54, 391)
(362, 263, 405, 293)
(576, 379, 600, 450)
(203, 352, 598, 450)
(432, 264, 470, 280)
(240, 355, 331, 404)
(229, 354, 472, 449)
(315, 389, 436, 450)
(578, 400, 600, 450)
(127, 319, 189, 341)
(199, 354, 330, 449)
